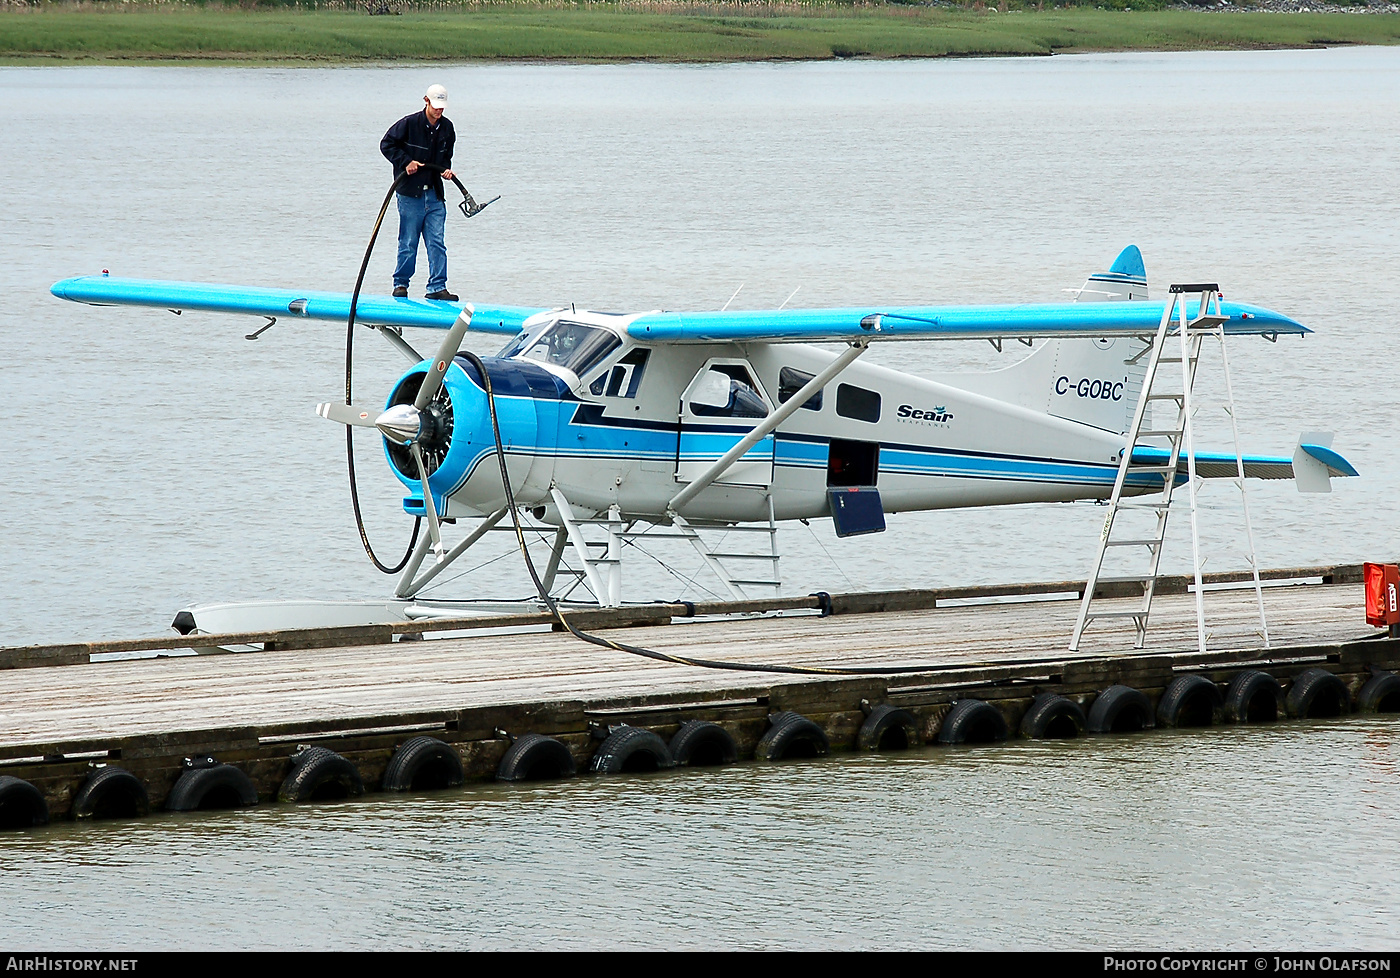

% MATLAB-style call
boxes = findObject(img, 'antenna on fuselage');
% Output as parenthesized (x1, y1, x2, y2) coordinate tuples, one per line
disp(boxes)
(720, 283, 745, 312)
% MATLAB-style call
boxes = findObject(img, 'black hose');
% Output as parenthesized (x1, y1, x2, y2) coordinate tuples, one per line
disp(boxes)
(345, 167, 479, 575)
(459, 350, 1020, 678)
(339, 178, 1055, 678)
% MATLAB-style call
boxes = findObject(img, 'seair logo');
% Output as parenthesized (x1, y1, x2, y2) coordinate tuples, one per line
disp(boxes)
(897, 404, 954, 425)
(1055, 375, 1128, 401)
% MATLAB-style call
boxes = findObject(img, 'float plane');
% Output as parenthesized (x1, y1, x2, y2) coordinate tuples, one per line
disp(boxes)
(51, 246, 1356, 644)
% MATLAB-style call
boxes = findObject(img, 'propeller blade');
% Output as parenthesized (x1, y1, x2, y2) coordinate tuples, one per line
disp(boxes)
(409, 442, 445, 560)
(317, 402, 378, 427)
(415, 304, 475, 411)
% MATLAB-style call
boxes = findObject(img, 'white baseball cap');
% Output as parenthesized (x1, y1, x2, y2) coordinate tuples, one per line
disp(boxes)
(425, 84, 448, 109)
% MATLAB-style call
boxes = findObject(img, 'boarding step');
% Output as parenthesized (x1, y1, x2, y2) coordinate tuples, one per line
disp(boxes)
(1084, 610, 1148, 620)
(1187, 315, 1229, 329)
(1104, 538, 1165, 548)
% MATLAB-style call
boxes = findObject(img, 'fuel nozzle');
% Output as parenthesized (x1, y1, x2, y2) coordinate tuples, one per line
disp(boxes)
(458, 189, 501, 219)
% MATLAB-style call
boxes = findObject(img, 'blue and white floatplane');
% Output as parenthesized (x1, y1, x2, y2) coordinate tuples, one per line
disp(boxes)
(52, 246, 1356, 645)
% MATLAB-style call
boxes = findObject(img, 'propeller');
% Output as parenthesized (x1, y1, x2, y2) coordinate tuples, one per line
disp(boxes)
(316, 402, 377, 427)
(317, 304, 474, 562)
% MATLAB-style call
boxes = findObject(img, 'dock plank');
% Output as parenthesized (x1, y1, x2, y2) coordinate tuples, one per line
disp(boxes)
(0, 583, 1369, 750)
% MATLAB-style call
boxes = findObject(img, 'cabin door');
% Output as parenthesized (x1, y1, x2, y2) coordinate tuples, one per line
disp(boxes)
(675, 360, 775, 488)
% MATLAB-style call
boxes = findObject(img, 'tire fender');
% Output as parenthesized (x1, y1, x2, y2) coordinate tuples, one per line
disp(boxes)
(857, 704, 920, 751)
(937, 699, 1008, 744)
(755, 711, 829, 761)
(496, 733, 577, 782)
(381, 736, 464, 792)
(1018, 693, 1086, 739)
(279, 747, 365, 803)
(1286, 668, 1350, 719)
(1156, 674, 1223, 728)
(1223, 670, 1282, 724)
(0, 775, 49, 830)
(668, 720, 738, 767)
(1358, 670, 1400, 714)
(1086, 685, 1154, 734)
(165, 760, 258, 812)
(72, 767, 149, 821)
(589, 726, 676, 774)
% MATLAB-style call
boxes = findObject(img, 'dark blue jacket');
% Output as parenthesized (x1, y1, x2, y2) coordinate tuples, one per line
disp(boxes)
(380, 110, 456, 200)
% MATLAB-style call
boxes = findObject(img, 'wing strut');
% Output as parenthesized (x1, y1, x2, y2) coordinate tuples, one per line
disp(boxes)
(666, 340, 870, 516)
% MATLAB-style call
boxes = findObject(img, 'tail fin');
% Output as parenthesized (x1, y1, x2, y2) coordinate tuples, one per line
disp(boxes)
(1044, 245, 1150, 432)
(946, 246, 1152, 435)
(1072, 245, 1149, 303)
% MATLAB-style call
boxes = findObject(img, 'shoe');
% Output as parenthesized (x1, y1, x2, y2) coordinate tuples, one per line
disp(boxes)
(425, 289, 458, 301)
(392, 286, 408, 298)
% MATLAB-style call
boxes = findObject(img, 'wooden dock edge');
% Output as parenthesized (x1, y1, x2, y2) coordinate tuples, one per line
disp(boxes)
(0, 563, 1366, 672)
(5, 629, 1397, 821)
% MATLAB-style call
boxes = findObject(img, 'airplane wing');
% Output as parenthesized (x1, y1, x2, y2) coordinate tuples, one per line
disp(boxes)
(54, 276, 1308, 344)
(627, 301, 1309, 343)
(50, 276, 544, 335)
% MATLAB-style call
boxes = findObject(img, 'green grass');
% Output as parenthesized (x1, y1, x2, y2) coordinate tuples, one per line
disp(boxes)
(3, 5, 1400, 64)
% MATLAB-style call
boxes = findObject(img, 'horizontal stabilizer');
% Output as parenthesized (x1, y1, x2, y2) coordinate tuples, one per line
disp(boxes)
(50, 276, 541, 335)
(1293, 432, 1358, 494)
(1131, 440, 1357, 488)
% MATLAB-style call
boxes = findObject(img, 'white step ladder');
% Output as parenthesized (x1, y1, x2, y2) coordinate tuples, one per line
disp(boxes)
(548, 488, 781, 607)
(1069, 284, 1269, 654)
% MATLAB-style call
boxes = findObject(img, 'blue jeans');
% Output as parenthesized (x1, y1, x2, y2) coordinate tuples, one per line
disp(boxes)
(393, 192, 448, 294)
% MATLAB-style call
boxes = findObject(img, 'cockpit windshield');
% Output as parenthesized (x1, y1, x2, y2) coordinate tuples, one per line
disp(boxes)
(498, 320, 620, 379)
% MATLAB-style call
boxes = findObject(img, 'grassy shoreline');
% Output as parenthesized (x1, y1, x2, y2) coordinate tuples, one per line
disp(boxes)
(3, 6, 1400, 64)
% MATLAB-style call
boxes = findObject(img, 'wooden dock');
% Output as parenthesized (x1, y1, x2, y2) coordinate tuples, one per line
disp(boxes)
(2, 563, 1397, 823)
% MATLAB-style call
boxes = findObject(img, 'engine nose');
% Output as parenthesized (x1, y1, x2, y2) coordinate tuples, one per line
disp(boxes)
(383, 354, 562, 513)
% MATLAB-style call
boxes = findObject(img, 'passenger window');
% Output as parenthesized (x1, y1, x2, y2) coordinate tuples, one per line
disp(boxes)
(836, 384, 881, 423)
(689, 365, 769, 419)
(778, 367, 823, 411)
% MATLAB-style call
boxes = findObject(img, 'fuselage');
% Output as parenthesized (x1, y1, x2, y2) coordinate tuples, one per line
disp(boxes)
(387, 308, 1156, 526)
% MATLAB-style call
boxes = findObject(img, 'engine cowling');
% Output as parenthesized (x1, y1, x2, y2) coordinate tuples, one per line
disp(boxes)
(383, 356, 567, 517)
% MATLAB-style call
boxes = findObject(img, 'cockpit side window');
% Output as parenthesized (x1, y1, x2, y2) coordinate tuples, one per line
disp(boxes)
(689, 364, 769, 419)
(603, 349, 650, 398)
(510, 320, 621, 378)
(496, 322, 548, 360)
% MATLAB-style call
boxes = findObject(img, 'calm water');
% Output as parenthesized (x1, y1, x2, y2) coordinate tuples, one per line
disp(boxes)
(2, 718, 1397, 950)
(1, 51, 1398, 949)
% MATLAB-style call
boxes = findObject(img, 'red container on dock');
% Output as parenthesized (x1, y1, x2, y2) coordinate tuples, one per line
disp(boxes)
(1364, 562, 1400, 628)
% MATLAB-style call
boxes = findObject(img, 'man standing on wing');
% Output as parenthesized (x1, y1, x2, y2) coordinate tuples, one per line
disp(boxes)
(381, 84, 457, 301)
